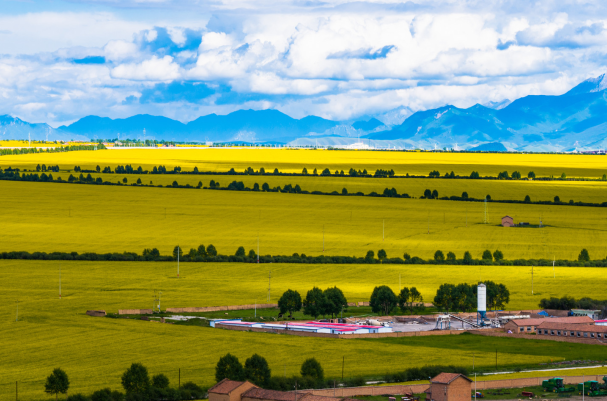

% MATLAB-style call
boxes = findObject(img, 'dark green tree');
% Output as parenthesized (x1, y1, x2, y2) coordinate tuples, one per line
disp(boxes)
(303, 287, 327, 318)
(235, 246, 246, 257)
(278, 289, 302, 317)
(377, 249, 387, 262)
(300, 358, 324, 381)
(262, 183, 270, 191)
(398, 287, 410, 313)
(434, 250, 445, 261)
(423, 189, 432, 198)
(446, 252, 456, 261)
(123, 177, 128, 184)
(215, 353, 245, 382)
(528, 171, 536, 179)
(369, 285, 397, 315)
(461, 192, 468, 199)
(482, 250, 493, 261)
(463, 251, 473, 264)
(45, 368, 70, 401)
(248, 249, 256, 259)
(152, 374, 169, 389)
(554, 196, 560, 203)
(432, 189, 439, 199)
(484, 281, 510, 310)
(197, 245, 207, 257)
(403, 253, 411, 261)
(324, 286, 348, 317)
(342, 188, 348, 195)
(365, 250, 375, 261)
(244, 354, 271, 386)
(136, 178, 142, 184)
(579, 248, 590, 262)
(524, 195, 531, 202)
(493, 250, 503, 261)
(121, 363, 150, 394)
(173, 245, 182, 260)
(253, 183, 260, 191)
(207, 244, 217, 256)
(433, 283, 457, 311)
(96, 165, 101, 173)
(302, 167, 308, 174)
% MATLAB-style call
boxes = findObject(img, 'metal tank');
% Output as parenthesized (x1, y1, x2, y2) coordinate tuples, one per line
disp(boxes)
(477, 283, 487, 323)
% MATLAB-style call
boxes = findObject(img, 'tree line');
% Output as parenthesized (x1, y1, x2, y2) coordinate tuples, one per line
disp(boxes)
(539, 296, 607, 315)
(0, 144, 104, 157)
(277, 287, 348, 318)
(1, 247, 603, 266)
(41, 363, 204, 401)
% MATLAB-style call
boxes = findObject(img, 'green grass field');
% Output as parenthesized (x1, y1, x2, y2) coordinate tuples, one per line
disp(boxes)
(1, 180, 606, 260)
(3, 259, 607, 400)
(2, 148, 607, 178)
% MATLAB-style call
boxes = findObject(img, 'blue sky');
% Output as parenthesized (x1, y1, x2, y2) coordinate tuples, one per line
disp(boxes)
(2, 0, 607, 126)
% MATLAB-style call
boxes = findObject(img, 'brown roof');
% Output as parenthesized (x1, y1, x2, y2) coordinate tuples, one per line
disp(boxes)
(300, 395, 343, 401)
(431, 373, 472, 384)
(507, 316, 594, 327)
(537, 322, 607, 332)
(209, 379, 255, 394)
(243, 388, 306, 401)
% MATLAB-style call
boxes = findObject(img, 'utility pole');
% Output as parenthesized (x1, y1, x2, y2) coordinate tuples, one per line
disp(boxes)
(532, 266, 534, 295)
(177, 247, 180, 278)
(257, 233, 260, 264)
(268, 271, 271, 302)
(323, 225, 325, 252)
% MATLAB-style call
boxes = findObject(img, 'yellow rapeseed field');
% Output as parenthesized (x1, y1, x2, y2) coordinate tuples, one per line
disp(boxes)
(51, 172, 607, 204)
(2, 259, 607, 399)
(1, 148, 607, 177)
(1, 180, 605, 259)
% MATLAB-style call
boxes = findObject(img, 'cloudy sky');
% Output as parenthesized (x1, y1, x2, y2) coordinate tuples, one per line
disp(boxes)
(2, 0, 607, 126)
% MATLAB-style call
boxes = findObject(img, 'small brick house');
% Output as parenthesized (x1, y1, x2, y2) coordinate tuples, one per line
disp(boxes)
(501, 216, 514, 227)
(427, 373, 472, 401)
(208, 379, 259, 401)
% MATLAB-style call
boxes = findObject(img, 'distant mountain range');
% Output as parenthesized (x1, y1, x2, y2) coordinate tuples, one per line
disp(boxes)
(3, 74, 607, 151)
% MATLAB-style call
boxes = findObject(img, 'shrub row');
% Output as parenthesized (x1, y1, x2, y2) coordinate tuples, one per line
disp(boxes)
(2, 250, 606, 266)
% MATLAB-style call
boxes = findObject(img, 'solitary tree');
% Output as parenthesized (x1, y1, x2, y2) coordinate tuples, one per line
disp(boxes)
(121, 363, 150, 394)
(152, 374, 169, 389)
(528, 171, 536, 179)
(434, 250, 445, 261)
(461, 192, 468, 199)
(579, 248, 590, 262)
(45, 368, 70, 401)
(215, 354, 245, 382)
(342, 188, 348, 195)
(302, 167, 308, 174)
(123, 177, 128, 184)
(301, 358, 324, 381)
(377, 249, 387, 263)
(244, 354, 271, 386)
(369, 285, 397, 315)
(524, 195, 531, 202)
(235, 246, 246, 257)
(554, 196, 560, 203)
(278, 289, 302, 317)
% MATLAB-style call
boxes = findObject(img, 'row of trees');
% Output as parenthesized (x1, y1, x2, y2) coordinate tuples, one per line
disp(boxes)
(216, 353, 327, 390)
(368, 285, 424, 315)
(0, 144, 103, 157)
(1, 246, 602, 266)
(43, 364, 204, 401)
(278, 287, 348, 318)
(539, 295, 607, 314)
(433, 281, 510, 312)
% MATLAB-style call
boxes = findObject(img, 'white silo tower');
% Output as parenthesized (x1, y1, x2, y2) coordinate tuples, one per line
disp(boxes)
(477, 283, 487, 324)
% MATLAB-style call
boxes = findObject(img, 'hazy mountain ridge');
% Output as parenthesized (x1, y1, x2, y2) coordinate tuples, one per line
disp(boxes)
(2, 75, 607, 151)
